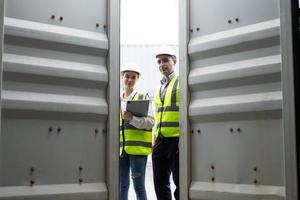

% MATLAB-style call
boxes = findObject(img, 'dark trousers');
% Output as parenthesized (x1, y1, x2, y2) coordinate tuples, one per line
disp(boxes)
(152, 137, 179, 200)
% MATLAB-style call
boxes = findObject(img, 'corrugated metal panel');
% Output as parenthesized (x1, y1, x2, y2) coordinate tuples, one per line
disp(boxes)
(186, 0, 284, 199)
(0, 0, 4, 188)
(121, 45, 178, 97)
(107, 0, 120, 199)
(280, 1, 298, 199)
(0, 1, 118, 199)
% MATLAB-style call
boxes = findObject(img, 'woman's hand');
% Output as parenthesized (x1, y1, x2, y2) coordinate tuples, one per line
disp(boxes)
(123, 111, 133, 122)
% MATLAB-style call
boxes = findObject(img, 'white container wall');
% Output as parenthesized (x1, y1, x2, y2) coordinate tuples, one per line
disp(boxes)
(0, 0, 4, 188)
(0, 0, 120, 199)
(181, 0, 285, 199)
(280, 1, 299, 199)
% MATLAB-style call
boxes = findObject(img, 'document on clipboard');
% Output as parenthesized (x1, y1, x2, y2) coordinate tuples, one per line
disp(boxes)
(126, 100, 149, 117)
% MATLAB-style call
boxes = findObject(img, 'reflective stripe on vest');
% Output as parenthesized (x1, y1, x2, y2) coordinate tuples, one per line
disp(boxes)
(154, 76, 180, 138)
(120, 92, 152, 156)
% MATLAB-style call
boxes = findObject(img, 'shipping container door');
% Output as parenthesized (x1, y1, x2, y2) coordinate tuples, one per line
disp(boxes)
(180, 0, 285, 199)
(0, 0, 120, 199)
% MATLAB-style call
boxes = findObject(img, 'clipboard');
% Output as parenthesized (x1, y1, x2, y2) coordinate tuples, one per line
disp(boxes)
(126, 100, 149, 117)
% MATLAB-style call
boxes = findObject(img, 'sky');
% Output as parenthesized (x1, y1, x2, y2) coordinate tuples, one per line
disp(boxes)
(120, 0, 179, 45)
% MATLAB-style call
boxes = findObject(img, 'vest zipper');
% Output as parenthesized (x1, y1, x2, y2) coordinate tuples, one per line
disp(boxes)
(158, 91, 165, 138)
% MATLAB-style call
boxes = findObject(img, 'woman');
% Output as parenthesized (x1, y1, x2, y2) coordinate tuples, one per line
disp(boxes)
(119, 62, 154, 200)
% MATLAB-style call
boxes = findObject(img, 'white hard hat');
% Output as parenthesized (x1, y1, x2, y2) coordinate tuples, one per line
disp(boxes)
(121, 62, 141, 76)
(155, 45, 176, 58)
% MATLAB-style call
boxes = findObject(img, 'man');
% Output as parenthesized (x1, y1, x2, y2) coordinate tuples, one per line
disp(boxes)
(152, 46, 179, 200)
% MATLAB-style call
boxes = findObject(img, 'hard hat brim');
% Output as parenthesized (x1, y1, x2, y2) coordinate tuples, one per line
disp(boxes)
(156, 54, 176, 58)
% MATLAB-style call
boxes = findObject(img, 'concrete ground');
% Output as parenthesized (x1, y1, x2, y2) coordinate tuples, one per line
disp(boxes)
(128, 160, 175, 200)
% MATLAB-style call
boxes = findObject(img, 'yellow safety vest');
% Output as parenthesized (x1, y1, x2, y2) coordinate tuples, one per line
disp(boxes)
(154, 75, 180, 138)
(120, 92, 152, 156)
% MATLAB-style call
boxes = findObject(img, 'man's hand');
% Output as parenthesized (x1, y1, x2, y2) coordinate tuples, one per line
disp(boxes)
(123, 111, 133, 122)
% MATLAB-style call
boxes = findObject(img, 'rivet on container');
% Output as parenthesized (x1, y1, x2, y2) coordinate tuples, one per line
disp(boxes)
(237, 128, 241, 132)
(253, 179, 258, 185)
(211, 177, 215, 182)
(229, 128, 234, 133)
(102, 129, 106, 134)
(57, 127, 62, 134)
(30, 180, 35, 186)
(49, 127, 53, 133)
(79, 166, 83, 172)
(190, 29, 193, 33)
(253, 167, 258, 172)
(96, 23, 100, 28)
(228, 19, 232, 24)
(191, 130, 194, 134)
(95, 128, 99, 134)
(196, 27, 200, 31)
(30, 167, 35, 174)
(197, 129, 201, 134)
(103, 25, 107, 29)
(79, 178, 83, 184)
(235, 18, 239, 22)
(211, 165, 215, 170)
(59, 16, 63, 21)
(50, 14, 55, 19)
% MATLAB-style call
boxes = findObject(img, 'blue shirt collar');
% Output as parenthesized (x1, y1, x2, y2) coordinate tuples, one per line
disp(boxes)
(160, 71, 176, 85)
